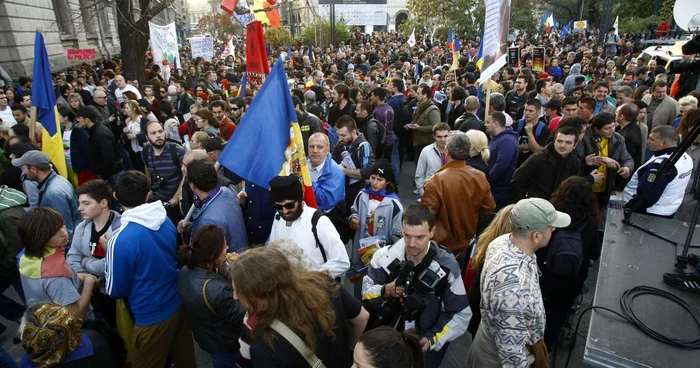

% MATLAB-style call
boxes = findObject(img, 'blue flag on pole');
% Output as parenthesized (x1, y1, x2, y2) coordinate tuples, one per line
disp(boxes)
(32, 31, 67, 177)
(308, 41, 315, 64)
(218, 60, 294, 189)
(540, 10, 550, 27)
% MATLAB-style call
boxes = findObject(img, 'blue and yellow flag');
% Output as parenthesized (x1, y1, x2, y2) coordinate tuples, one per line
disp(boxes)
(308, 41, 315, 64)
(218, 60, 317, 208)
(32, 31, 67, 177)
(475, 31, 485, 72)
(237, 74, 247, 97)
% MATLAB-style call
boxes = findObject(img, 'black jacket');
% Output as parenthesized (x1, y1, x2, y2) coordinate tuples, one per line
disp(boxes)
(617, 122, 643, 175)
(455, 112, 485, 133)
(446, 102, 466, 129)
(297, 111, 323, 154)
(175, 93, 195, 121)
(576, 127, 634, 194)
(177, 267, 245, 354)
(87, 122, 123, 179)
(511, 143, 581, 202)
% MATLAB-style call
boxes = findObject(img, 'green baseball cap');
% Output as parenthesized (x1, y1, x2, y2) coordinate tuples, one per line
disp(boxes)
(511, 198, 571, 231)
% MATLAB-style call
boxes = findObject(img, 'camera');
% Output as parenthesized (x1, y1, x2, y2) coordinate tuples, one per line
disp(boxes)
(150, 175, 165, 193)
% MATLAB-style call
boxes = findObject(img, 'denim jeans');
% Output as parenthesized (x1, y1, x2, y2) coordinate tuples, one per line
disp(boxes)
(0, 347, 18, 368)
(0, 276, 25, 323)
(390, 132, 400, 185)
(209, 352, 238, 368)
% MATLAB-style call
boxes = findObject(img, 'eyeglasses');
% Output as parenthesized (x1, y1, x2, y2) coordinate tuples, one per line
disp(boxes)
(274, 202, 296, 211)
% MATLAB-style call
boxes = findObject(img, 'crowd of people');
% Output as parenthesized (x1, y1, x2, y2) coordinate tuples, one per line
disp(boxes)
(0, 26, 699, 368)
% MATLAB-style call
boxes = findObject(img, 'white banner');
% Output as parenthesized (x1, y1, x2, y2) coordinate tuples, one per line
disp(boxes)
(149, 22, 180, 81)
(478, 0, 511, 84)
(318, 0, 387, 26)
(190, 36, 214, 60)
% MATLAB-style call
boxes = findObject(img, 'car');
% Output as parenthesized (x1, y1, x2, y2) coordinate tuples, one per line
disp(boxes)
(637, 41, 688, 67)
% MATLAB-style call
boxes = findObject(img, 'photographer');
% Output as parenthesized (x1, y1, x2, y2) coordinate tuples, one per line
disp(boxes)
(361, 204, 471, 368)
(667, 34, 700, 100)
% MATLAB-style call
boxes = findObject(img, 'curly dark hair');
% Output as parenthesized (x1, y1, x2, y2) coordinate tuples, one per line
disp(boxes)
(550, 176, 600, 225)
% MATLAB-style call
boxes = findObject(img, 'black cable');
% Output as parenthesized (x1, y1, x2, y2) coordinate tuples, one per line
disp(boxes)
(563, 286, 700, 368)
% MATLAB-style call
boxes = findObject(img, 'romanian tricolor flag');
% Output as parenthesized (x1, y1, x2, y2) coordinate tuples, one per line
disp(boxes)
(32, 31, 67, 178)
(218, 60, 317, 208)
(475, 31, 485, 72)
(446, 28, 454, 52)
(238, 74, 247, 97)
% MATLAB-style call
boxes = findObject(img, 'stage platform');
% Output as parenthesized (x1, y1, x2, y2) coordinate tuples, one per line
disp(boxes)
(584, 209, 700, 367)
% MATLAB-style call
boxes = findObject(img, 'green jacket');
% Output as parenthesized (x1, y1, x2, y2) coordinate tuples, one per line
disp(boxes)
(412, 101, 441, 147)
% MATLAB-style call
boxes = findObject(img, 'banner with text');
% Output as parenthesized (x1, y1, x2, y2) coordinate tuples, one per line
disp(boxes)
(532, 47, 545, 72)
(573, 20, 588, 32)
(507, 47, 520, 68)
(479, 0, 511, 83)
(66, 48, 96, 61)
(190, 37, 214, 60)
(318, 0, 387, 26)
(149, 21, 180, 81)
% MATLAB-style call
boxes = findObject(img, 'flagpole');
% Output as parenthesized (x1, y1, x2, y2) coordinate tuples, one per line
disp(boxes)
(29, 107, 38, 145)
(484, 85, 491, 119)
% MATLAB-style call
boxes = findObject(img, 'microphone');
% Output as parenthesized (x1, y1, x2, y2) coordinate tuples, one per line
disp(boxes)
(395, 260, 415, 287)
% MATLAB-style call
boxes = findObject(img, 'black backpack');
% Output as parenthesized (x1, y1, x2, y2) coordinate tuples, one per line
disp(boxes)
(394, 99, 413, 135)
(311, 210, 329, 262)
(546, 227, 584, 277)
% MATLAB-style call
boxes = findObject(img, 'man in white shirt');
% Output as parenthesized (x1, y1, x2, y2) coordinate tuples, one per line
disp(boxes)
(114, 75, 141, 104)
(415, 123, 450, 197)
(266, 175, 350, 279)
(0, 89, 16, 125)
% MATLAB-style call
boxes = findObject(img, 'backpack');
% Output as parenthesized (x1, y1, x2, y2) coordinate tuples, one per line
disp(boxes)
(513, 119, 546, 140)
(141, 142, 181, 171)
(546, 228, 584, 277)
(322, 121, 340, 148)
(369, 118, 386, 146)
(394, 99, 413, 135)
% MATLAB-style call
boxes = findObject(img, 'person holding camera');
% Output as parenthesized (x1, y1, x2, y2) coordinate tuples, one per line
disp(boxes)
(361, 204, 470, 368)
(141, 120, 186, 226)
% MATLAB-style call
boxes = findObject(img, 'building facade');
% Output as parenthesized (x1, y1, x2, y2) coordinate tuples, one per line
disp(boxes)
(290, 0, 408, 34)
(0, 0, 189, 79)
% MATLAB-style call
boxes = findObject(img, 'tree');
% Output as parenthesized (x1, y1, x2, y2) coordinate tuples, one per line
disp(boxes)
(197, 13, 244, 41)
(299, 20, 351, 47)
(115, 0, 173, 83)
(265, 26, 293, 50)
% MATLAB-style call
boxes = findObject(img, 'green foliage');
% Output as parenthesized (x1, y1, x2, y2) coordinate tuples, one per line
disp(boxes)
(299, 20, 351, 47)
(620, 16, 664, 35)
(265, 26, 293, 49)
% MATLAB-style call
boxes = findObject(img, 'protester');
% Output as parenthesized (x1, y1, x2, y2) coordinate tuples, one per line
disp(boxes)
(232, 246, 369, 367)
(177, 225, 245, 368)
(415, 123, 449, 197)
(353, 327, 425, 368)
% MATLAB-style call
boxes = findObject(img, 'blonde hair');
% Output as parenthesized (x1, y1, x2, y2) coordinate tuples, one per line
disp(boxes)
(679, 96, 698, 109)
(472, 204, 515, 272)
(466, 130, 490, 164)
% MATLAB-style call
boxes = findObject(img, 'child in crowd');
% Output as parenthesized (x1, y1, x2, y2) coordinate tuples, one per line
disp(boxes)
(348, 159, 403, 270)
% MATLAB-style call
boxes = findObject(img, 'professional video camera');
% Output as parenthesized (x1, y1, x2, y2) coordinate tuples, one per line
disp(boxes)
(666, 34, 700, 99)
(373, 244, 444, 330)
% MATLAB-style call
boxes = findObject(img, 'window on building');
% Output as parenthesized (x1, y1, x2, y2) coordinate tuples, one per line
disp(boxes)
(79, 0, 97, 35)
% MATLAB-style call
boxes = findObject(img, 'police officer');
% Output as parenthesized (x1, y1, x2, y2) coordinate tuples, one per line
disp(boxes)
(623, 125, 693, 218)
(362, 204, 471, 368)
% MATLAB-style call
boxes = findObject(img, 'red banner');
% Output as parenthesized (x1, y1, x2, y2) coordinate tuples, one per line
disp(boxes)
(66, 48, 96, 61)
(220, 0, 238, 14)
(245, 21, 269, 76)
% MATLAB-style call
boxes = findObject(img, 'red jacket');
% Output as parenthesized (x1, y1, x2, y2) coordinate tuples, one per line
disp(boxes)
(218, 116, 237, 141)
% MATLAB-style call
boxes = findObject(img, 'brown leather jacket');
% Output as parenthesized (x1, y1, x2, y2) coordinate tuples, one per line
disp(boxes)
(422, 160, 497, 251)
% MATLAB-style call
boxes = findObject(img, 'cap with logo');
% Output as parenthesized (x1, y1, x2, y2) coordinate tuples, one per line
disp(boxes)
(511, 198, 571, 231)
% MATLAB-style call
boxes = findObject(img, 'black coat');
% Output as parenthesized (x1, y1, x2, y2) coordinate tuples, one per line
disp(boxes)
(511, 143, 581, 202)
(455, 112, 485, 133)
(87, 122, 124, 179)
(175, 93, 195, 122)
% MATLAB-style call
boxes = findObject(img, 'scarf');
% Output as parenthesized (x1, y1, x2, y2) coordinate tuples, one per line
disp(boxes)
(361, 187, 399, 202)
(21, 303, 84, 367)
(19, 247, 73, 280)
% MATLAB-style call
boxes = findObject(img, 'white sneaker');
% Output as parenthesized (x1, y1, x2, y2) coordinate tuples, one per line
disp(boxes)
(412, 189, 420, 195)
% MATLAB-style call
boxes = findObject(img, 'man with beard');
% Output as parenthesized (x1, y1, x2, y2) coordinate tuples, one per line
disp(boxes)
(266, 175, 350, 279)
(141, 121, 186, 226)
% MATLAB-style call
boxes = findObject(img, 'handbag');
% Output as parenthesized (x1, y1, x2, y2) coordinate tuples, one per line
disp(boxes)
(269, 319, 326, 368)
(202, 279, 220, 317)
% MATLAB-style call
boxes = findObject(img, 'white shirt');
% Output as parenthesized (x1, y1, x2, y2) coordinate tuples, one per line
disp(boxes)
(115, 85, 142, 104)
(308, 157, 326, 183)
(0, 106, 16, 125)
(267, 203, 350, 278)
(415, 143, 444, 196)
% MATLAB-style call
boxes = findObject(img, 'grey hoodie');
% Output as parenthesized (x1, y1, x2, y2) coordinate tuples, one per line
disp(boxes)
(67, 210, 122, 276)
(563, 63, 583, 96)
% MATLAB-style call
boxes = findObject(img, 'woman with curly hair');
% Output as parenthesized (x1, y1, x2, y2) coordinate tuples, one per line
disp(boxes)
(231, 246, 369, 368)
(538, 176, 601, 350)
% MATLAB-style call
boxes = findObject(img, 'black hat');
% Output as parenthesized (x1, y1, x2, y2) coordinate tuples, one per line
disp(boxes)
(204, 137, 224, 152)
(269, 175, 303, 203)
(370, 159, 394, 184)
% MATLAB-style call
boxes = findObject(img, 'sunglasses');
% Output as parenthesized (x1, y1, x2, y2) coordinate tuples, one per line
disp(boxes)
(274, 202, 296, 211)
(231, 107, 240, 111)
